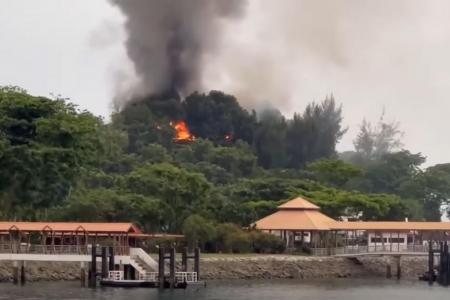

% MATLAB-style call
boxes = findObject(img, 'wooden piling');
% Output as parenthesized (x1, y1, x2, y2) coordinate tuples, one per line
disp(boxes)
(428, 241, 434, 284)
(20, 261, 25, 285)
(12, 261, 19, 285)
(109, 246, 115, 271)
(89, 245, 97, 288)
(80, 262, 86, 287)
(386, 264, 392, 278)
(101, 247, 108, 279)
(395, 256, 401, 279)
(182, 247, 188, 272)
(158, 247, 165, 289)
(169, 247, 176, 289)
(443, 242, 449, 286)
(194, 247, 200, 280)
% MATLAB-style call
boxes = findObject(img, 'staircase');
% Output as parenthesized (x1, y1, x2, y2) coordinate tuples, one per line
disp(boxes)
(129, 248, 159, 280)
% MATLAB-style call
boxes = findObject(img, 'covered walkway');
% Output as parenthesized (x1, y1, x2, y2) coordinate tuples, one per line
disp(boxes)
(254, 197, 450, 256)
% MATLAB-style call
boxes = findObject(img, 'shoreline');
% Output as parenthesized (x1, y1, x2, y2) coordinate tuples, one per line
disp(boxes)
(0, 255, 428, 282)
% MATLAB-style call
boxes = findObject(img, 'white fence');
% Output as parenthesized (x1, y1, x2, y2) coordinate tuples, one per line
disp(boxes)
(137, 272, 198, 283)
(108, 271, 124, 280)
(0, 244, 130, 255)
(175, 272, 198, 283)
(311, 244, 428, 256)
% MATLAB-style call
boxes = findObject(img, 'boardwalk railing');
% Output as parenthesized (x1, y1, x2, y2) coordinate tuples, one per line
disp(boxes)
(0, 244, 130, 255)
(138, 272, 198, 283)
(311, 244, 428, 256)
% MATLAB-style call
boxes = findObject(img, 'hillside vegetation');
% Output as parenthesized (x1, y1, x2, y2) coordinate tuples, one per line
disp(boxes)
(1, 86, 449, 251)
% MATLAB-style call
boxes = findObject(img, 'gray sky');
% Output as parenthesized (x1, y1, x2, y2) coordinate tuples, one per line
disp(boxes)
(1, 0, 450, 166)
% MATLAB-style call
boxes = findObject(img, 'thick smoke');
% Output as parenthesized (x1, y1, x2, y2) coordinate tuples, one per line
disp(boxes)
(110, 0, 246, 102)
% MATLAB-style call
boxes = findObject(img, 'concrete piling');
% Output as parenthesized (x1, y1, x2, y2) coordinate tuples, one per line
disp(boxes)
(12, 261, 19, 285)
(80, 262, 86, 287)
(386, 264, 392, 278)
(395, 256, 401, 279)
(169, 247, 176, 289)
(20, 261, 25, 285)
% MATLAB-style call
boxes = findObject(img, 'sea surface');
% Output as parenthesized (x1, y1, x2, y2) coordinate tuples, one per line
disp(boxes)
(0, 279, 446, 300)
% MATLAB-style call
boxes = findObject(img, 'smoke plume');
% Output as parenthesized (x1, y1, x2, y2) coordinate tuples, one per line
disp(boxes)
(110, 0, 246, 102)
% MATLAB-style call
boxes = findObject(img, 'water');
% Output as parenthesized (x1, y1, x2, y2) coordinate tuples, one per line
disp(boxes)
(0, 279, 446, 300)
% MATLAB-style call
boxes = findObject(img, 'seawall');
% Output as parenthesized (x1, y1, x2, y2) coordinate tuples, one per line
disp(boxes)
(0, 255, 428, 282)
(200, 255, 428, 280)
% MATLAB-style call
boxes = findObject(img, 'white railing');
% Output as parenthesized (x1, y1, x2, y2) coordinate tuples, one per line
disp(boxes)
(108, 271, 124, 280)
(139, 272, 158, 281)
(311, 244, 429, 256)
(175, 272, 198, 283)
(0, 244, 130, 256)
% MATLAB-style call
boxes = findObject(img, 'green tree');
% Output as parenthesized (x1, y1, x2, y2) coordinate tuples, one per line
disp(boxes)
(124, 163, 211, 231)
(306, 159, 362, 188)
(182, 215, 216, 250)
(0, 88, 99, 219)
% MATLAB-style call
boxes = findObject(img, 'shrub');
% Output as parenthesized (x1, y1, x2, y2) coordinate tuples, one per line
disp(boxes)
(249, 230, 285, 254)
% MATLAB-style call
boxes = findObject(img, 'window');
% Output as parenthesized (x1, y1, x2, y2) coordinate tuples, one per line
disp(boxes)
(389, 238, 405, 243)
(370, 237, 387, 243)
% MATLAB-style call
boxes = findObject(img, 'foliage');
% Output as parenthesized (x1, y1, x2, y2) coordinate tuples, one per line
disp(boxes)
(0, 88, 99, 219)
(306, 159, 362, 188)
(124, 163, 211, 231)
(353, 112, 403, 161)
(182, 214, 217, 249)
(1, 86, 449, 246)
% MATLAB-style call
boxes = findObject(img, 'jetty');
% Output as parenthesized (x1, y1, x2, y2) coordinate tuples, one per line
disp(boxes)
(0, 221, 200, 288)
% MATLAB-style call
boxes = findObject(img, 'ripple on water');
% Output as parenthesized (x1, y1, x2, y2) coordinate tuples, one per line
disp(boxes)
(0, 279, 447, 300)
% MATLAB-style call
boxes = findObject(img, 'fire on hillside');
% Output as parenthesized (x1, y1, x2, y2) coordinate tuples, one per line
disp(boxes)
(171, 121, 195, 143)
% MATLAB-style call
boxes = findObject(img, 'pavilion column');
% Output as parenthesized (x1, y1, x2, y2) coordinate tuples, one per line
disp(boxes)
(390, 232, 393, 252)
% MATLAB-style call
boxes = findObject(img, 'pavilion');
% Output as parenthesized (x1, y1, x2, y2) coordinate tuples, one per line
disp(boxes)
(254, 197, 450, 255)
(0, 221, 150, 255)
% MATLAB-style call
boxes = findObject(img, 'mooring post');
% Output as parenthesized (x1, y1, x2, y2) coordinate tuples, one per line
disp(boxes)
(194, 247, 200, 281)
(439, 242, 444, 284)
(80, 261, 86, 287)
(182, 247, 188, 272)
(447, 242, 450, 286)
(428, 240, 434, 284)
(20, 261, 25, 285)
(444, 242, 449, 286)
(158, 247, 165, 289)
(89, 245, 97, 288)
(395, 255, 401, 279)
(12, 261, 19, 285)
(101, 247, 108, 279)
(169, 247, 176, 289)
(109, 246, 115, 271)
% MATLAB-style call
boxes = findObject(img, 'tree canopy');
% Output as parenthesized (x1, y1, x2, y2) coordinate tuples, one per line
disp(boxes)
(0, 86, 447, 240)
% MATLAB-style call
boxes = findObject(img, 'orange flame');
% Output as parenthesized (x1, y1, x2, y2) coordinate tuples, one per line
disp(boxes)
(172, 121, 195, 142)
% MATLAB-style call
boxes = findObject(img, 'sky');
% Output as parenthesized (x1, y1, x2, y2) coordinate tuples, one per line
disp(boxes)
(1, 0, 450, 166)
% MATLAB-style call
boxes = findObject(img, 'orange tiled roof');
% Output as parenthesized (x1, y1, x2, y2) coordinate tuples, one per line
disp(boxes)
(331, 221, 450, 231)
(0, 222, 141, 234)
(278, 197, 320, 210)
(255, 197, 335, 230)
(254, 209, 337, 231)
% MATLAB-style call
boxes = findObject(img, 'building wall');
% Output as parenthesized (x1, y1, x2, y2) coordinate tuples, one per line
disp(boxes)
(367, 232, 408, 251)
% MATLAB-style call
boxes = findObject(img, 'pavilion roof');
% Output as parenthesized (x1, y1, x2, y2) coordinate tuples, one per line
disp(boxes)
(0, 222, 142, 234)
(331, 221, 450, 231)
(254, 197, 336, 231)
(254, 197, 450, 232)
(278, 197, 320, 210)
